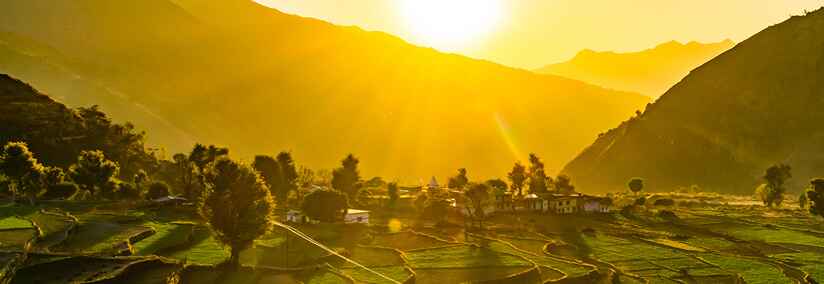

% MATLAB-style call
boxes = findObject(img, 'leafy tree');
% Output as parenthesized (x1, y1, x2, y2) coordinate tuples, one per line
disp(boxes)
(422, 197, 451, 224)
(465, 183, 492, 229)
(387, 182, 399, 208)
(201, 158, 275, 267)
(69, 150, 119, 198)
(253, 155, 284, 203)
(301, 189, 348, 222)
(147, 181, 171, 200)
(43, 167, 66, 188)
(628, 178, 644, 195)
(133, 170, 148, 193)
(172, 153, 198, 199)
(189, 144, 229, 191)
(448, 168, 469, 189)
(528, 154, 549, 193)
(0, 142, 45, 204)
(760, 164, 791, 207)
(634, 196, 647, 206)
(554, 174, 575, 194)
(485, 179, 508, 193)
(331, 154, 361, 200)
(276, 152, 298, 205)
(807, 178, 824, 218)
(508, 162, 527, 196)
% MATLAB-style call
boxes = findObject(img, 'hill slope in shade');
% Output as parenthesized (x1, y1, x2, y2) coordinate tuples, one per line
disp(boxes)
(536, 40, 735, 97)
(563, 8, 824, 194)
(0, 0, 648, 181)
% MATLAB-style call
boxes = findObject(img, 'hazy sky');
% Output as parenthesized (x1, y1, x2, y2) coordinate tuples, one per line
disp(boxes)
(257, 0, 823, 69)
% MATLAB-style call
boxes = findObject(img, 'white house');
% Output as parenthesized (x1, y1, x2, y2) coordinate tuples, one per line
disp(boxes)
(549, 196, 578, 214)
(344, 209, 370, 224)
(286, 210, 308, 223)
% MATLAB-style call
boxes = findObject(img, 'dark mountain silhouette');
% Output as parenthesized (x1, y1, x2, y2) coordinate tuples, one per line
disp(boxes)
(563, 8, 824, 194)
(536, 40, 734, 97)
(0, 0, 648, 181)
(0, 74, 155, 176)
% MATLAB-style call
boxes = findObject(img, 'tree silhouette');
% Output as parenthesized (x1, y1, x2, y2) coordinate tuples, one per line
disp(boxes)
(387, 182, 399, 208)
(465, 183, 492, 229)
(331, 154, 361, 200)
(147, 181, 171, 200)
(189, 144, 229, 194)
(0, 142, 44, 204)
(760, 164, 791, 207)
(807, 178, 824, 218)
(528, 154, 549, 193)
(253, 155, 284, 204)
(628, 178, 644, 195)
(448, 168, 469, 189)
(555, 175, 576, 194)
(172, 153, 198, 199)
(485, 179, 508, 193)
(276, 152, 298, 205)
(69, 150, 119, 198)
(302, 189, 348, 222)
(508, 162, 527, 196)
(201, 157, 275, 268)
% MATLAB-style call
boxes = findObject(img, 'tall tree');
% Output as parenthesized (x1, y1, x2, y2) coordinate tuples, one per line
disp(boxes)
(465, 183, 492, 229)
(0, 142, 44, 204)
(554, 175, 576, 194)
(253, 155, 285, 205)
(448, 168, 469, 189)
(331, 154, 361, 200)
(189, 144, 229, 191)
(508, 162, 527, 196)
(628, 178, 644, 195)
(761, 164, 791, 207)
(807, 178, 824, 218)
(528, 154, 549, 193)
(201, 157, 275, 267)
(172, 153, 198, 199)
(301, 189, 349, 222)
(68, 150, 119, 198)
(387, 182, 399, 208)
(276, 152, 298, 203)
(485, 179, 508, 193)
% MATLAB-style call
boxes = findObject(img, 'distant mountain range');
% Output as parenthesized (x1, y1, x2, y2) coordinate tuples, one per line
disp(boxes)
(0, 0, 648, 181)
(563, 8, 824, 194)
(536, 40, 735, 97)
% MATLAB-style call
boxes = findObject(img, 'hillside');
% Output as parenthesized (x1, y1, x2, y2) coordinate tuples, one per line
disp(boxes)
(562, 8, 824, 194)
(0, 74, 155, 177)
(0, 0, 648, 181)
(536, 40, 734, 97)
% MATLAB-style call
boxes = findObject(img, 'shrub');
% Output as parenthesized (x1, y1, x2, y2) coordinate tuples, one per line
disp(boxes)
(41, 182, 79, 200)
(147, 181, 171, 200)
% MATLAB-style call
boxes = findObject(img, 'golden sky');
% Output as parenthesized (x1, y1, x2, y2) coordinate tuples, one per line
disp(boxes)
(257, 0, 823, 69)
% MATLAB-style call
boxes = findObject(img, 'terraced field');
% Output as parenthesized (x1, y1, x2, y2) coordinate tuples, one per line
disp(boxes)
(0, 200, 821, 283)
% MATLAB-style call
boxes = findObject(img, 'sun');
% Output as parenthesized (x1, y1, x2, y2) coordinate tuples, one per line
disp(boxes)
(399, 0, 502, 51)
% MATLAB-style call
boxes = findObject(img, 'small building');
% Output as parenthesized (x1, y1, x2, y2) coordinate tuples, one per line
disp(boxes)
(151, 196, 188, 206)
(286, 210, 308, 223)
(524, 194, 549, 212)
(344, 209, 370, 224)
(548, 196, 579, 214)
(581, 197, 612, 213)
(494, 190, 515, 212)
(427, 177, 439, 191)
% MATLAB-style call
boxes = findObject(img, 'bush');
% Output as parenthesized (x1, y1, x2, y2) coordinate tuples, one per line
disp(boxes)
(41, 182, 79, 200)
(118, 183, 142, 200)
(147, 181, 171, 200)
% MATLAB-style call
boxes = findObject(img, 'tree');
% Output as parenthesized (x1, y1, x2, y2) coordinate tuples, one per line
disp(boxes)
(448, 168, 469, 189)
(807, 178, 824, 218)
(173, 153, 199, 199)
(508, 162, 527, 196)
(387, 182, 399, 208)
(485, 179, 508, 193)
(422, 197, 451, 224)
(133, 169, 148, 193)
(147, 181, 171, 200)
(528, 154, 549, 193)
(799, 192, 809, 209)
(0, 142, 45, 204)
(761, 164, 791, 207)
(301, 189, 348, 222)
(331, 154, 361, 200)
(69, 150, 119, 198)
(628, 178, 644, 195)
(554, 175, 575, 194)
(465, 183, 492, 229)
(276, 152, 298, 205)
(201, 158, 275, 267)
(189, 144, 229, 190)
(253, 155, 284, 204)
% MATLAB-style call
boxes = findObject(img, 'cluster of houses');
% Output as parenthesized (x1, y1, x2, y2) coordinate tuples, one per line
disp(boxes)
(283, 177, 614, 225)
